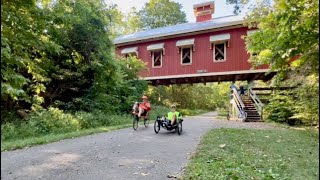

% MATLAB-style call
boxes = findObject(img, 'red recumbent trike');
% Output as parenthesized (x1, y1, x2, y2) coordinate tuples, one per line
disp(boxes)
(131, 102, 150, 130)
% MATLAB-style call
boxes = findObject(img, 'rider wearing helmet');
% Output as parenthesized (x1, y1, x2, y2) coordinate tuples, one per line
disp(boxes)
(166, 104, 181, 126)
(138, 95, 152, 119)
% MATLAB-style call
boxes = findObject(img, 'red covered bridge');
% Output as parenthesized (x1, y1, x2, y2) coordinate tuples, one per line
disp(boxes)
(113, 1, 276, 86)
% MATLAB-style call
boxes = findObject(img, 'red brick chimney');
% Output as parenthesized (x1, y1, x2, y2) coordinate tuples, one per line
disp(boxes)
(193, 1, 215, 22)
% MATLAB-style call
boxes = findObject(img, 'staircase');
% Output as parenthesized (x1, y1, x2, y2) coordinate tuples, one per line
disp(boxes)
(241, 95, 262, 122)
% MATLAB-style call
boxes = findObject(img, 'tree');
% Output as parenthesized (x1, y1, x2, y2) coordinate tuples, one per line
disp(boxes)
(245, 0, 319, 75)
(245, 0, 319, 125)
(138, 0, 187, 30)
(226, 0, 251, 15)
(1, 0, 59, 111)
(124, 7, 143, 34)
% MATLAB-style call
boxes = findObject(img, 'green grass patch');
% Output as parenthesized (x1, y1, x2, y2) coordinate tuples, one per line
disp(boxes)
(216, 109, 228, 119)
(1, 124, 133, 152)
(1, 106, 209, 151)
(180, 109, 210, 116)
(182, 128, 319, 180)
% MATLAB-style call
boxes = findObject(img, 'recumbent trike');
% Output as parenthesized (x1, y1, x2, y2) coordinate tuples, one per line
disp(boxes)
(154, 115, 183, 135)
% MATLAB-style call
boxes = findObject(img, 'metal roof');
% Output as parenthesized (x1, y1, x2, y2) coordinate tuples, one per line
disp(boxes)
(113, 15, 246, 45)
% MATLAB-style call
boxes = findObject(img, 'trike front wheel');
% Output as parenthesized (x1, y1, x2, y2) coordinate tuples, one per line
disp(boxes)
(133, 116, 139, 130)
(154, 118, 160, 133)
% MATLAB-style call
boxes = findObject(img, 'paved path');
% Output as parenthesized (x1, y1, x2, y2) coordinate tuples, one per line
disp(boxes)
(1, 112, 275, 180)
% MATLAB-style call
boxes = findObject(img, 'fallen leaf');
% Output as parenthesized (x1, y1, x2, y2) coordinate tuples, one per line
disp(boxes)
(167, 174, 177, 178)
(219, 144, 226, 148)
(265, 136, 270, 138)
(141, 173, 149, 176)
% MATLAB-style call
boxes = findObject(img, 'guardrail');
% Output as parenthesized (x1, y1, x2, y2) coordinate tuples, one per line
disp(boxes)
(248, 88, 264, 120)
(230, 88, 247, 122)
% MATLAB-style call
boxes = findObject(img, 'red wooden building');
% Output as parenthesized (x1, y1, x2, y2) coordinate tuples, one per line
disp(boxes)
(114, 1, 275, 86)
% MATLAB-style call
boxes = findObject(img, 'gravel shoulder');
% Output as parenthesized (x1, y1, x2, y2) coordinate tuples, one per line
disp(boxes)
(1, 112, 277, 180)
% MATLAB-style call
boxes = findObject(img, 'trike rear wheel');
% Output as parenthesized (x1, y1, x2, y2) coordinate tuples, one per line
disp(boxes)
(144, 119, 149, 127)
(176, 122, 183, 135)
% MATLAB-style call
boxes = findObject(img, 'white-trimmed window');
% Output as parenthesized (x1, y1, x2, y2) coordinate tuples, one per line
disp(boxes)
(152, 50, 162, 68)
(147, 43, 164, 68)
(181, 47, 192, 65)
(210, 33, 230, 62)
(176, 38, 194, 65)
(213, 42, 226, 62)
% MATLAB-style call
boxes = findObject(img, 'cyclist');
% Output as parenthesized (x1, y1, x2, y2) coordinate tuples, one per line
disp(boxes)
(165, 104, 181, 126)
(137, 95, 152, 119)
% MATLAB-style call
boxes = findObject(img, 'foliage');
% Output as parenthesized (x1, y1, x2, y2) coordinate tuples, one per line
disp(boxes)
(138, 0, 187, 29)
(245, 0, 319, 75)
(1, 124, 133, 151)
(263, 91, 297, 125)
(146, 82, 230, 111)
(245, 0, 319, 126)
(1, 0, 57, 111)
(226, 0, 250, 15)
(290, 75, 319, 125)
(123, 7, 143, 34)
(1, 0, 149, 124)
(0, 104, 172, 151)
(182, 128, 319, 180)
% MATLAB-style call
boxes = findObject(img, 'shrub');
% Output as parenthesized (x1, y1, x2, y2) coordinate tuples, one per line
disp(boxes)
(28, 107, 80, 134)
(263, 92, 298, 125)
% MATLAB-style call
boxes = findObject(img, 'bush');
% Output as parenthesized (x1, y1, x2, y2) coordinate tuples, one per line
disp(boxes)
(1, 123, 18, 141)
(263, 92, 298, 125)
(28, 107, 80, 134)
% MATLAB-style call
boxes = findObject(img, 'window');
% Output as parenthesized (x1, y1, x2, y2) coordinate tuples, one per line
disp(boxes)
(181, 47, 192, 65)
(176, 38, 194, 65)
(214, 42, 226, 62)
(125, 53, 137, 58)
(121, 47, 138, 57)
(147, 43, 164, 68)
(152, 51, 162, 68)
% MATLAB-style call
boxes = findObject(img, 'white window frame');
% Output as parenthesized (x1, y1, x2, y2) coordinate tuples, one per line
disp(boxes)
(213, 42, 226, 62)
(152, 50, 163, 68)
(181, 47, 192, 65)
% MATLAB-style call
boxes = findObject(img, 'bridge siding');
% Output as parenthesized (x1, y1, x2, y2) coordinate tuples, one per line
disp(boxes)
(116, 27, 268, 78)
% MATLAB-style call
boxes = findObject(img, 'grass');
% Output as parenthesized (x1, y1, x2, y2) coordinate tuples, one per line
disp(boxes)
(181, 128, 319, 180)
(216, 109, 228, 119)
(180, 109, 211, 116)
(1, 124, 133, 152)
(1, 105, 206, 152)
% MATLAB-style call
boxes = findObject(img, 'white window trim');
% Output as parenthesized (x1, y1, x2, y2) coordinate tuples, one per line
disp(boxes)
(210, 33, 230, 43)
(213, 42, 226, 62)
(181, 47, 192, 65)
(176, 39, 195, 47)
(152, 51, 163, 68)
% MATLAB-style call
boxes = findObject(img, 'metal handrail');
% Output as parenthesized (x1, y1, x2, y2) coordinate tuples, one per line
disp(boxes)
(248, 88, 264, 117)
(231, 88, 247, 121)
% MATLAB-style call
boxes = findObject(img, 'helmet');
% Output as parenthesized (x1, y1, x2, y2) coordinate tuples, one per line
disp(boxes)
(171, 104, 176, 108)
(142, 95, 148, 99)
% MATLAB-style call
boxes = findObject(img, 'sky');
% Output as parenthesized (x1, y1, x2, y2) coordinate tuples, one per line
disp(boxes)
(105, 0, 238, 23)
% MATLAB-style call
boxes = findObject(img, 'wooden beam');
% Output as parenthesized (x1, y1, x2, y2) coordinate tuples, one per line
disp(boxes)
(170, 79, 176, 84)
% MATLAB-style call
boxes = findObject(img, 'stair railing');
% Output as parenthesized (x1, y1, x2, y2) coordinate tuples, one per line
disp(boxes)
(230, 88, 247, 121)
(248, 88, 264, 121)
